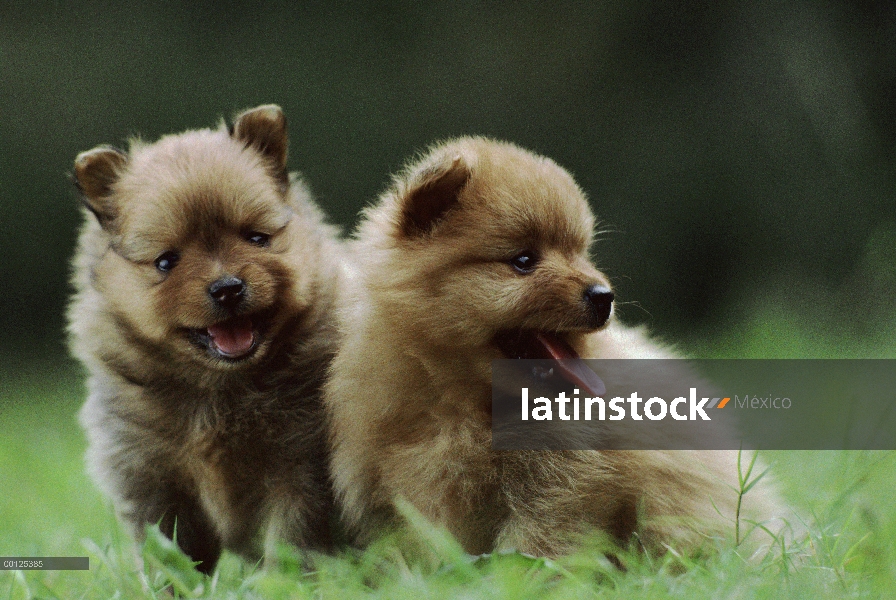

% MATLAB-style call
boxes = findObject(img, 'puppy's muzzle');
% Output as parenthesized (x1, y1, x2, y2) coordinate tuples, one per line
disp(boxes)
(584, 284, 614, 328)
(209, 276, 246, 309)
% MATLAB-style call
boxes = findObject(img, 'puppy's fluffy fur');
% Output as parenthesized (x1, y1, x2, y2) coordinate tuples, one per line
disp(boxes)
(70, 106, 342, 573)
(326, 137, 789, 556)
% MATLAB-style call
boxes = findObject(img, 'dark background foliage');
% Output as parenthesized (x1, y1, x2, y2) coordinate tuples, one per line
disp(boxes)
(2, 0, 894, 371)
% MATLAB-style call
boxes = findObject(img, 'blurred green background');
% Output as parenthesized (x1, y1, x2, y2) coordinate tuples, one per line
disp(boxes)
(1, 0, 894, 375)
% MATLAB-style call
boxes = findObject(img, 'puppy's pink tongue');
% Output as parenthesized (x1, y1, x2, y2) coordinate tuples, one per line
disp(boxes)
(534, 332, 606, 396)
(207, 317, 254, 357)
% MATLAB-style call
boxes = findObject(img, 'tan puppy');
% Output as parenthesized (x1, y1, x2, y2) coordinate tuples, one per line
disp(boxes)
(325, 137, 789, 557)
(70, 105, 343, 573)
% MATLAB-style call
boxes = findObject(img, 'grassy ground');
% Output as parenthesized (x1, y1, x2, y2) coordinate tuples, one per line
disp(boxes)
(2, 322, 895, 599)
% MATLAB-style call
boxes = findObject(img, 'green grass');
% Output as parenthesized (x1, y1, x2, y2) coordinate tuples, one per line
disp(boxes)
(3, 330, 896, 599)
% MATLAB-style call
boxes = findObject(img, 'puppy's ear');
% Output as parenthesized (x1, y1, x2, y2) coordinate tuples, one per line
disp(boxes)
(399, 154, 471, 237)
(231, 104, 288, 188)
(73, 146, 128, 229)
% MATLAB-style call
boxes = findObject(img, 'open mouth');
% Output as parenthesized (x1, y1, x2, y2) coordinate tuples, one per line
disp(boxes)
(494, 330, 605, 396)
(189, 315, 260, 362)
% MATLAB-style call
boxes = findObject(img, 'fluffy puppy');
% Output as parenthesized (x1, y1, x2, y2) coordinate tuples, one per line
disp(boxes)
(325, 137, 789, 557)
(70, 105, 343, 573)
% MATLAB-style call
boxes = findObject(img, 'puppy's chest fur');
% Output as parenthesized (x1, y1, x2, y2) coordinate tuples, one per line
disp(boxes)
(108, 353, 330, 548)
(170, 394, 281, 542)
(370, 357, 506, 552)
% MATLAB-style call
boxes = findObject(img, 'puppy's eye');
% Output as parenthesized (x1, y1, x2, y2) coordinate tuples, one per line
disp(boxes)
(155, 251, 180, 273)
(245, 231, 270, 246)
(510, 251, 539, 274)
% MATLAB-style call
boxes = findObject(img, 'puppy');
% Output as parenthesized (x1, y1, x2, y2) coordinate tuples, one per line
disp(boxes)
(325, 137, 789, 557)
(70, 105, 343, 573)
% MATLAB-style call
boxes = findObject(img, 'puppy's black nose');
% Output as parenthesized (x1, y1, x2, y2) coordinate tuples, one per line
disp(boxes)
(584, 284, 614, 327)
(208, 276, 245, 308)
